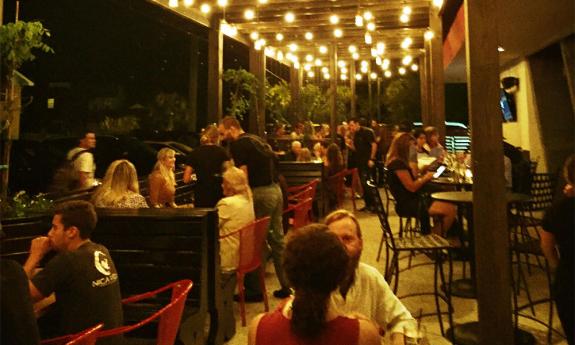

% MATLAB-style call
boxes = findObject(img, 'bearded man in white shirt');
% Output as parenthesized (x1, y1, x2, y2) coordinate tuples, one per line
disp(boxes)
(325, 209, 417, 345)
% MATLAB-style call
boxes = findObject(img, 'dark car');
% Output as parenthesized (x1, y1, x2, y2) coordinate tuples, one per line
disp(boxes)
(8, 135, 157, 195)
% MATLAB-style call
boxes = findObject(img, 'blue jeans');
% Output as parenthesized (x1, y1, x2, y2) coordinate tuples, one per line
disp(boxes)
(244, 183, 289, 295)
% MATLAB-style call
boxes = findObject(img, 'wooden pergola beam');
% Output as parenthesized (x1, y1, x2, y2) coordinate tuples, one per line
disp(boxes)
(220, 0, 430, 10)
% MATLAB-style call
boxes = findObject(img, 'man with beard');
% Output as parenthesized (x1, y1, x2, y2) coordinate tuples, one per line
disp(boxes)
(325, 209, 416, 344)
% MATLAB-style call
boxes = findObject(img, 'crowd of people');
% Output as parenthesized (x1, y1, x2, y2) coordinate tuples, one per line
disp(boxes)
(3, 116, 572, 345)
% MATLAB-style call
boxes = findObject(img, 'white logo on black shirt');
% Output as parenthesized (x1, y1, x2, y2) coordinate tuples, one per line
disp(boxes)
(94, 250, 112, 276)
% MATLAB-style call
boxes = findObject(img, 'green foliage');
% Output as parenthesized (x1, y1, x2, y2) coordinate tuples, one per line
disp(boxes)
(99, 116, 140, 135)
(298, 84, 328, 123)
(223, 68, 259, 119)
(336, 86, 352, 122)
(265, 80, 291, 124)
(0, 21, 54, 74)
(383, 74, 421, 124)
(0, 191, 53, 218)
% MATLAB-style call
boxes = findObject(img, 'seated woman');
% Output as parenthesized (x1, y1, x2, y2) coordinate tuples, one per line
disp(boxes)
(297, 148, 313, 162)
(149, 148, 177, 208)
(183, 125, 230, 207)
(248, 224, 380, 345)
(217, 167, 255, 272)
(324, 144, 345, 210)
(91, 160, 148, 208)
(385, 132, 457, 237)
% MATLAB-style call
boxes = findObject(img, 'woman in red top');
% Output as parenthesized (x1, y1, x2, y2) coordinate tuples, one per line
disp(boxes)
(248, 224, 380, 345)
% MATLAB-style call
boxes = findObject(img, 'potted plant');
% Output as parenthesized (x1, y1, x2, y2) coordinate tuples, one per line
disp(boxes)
(0, 21, 53, 199)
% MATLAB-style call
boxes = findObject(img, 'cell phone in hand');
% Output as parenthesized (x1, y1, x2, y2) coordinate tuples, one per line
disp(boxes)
(433, 165, 447, 178)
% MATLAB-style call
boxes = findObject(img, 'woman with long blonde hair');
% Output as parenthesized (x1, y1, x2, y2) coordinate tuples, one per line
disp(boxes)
(92, 160, 148, 208)
(149, 148, 177, 208)
(385, 132, 457, 237)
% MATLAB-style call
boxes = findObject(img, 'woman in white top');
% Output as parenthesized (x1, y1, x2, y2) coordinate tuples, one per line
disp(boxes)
(217, 166, 255, 272)
(91, 160, 148, 208)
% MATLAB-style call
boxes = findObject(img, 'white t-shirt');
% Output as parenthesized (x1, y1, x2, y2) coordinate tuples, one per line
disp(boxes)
(330, 262, 417, 336)
(67, 147, 95, 188)
(216, 194, 255, 272)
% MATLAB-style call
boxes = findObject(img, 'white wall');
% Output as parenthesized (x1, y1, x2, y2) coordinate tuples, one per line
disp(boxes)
(501, 60, 548, 172)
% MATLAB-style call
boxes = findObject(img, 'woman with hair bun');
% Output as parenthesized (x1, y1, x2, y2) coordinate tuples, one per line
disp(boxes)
(149, 148, 177, 208)
(248, 224, 380, 345)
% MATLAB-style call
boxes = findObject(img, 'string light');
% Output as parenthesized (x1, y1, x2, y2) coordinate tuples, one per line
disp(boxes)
(348, 45, 357, 53)
(371, 48, 377, 57)
(304, 64, 312, 71)
(360, 60, 369, 67)
(402, 6, 412, 15)
(329, 14, 340, 24)
(307, 71, 315, 78)
(341, 74, 348, 81)
(323, 73, 330, 80)
(498, 46, 505, 52)
(398, 67, 406, 75)
(244, 9, 255, 20)
(366, 22, 376, 31)
(382, 58, 390, 69)
(360, 65, 369, 73)
(250, 32, 259, 40)
(217, 0, 227, 8)
(305, 54, 314, 62)
(305, 32, 313, 40)
(258, 0, 268, 3)
(315, 58, 322, 66)
(363, 11, 373, 20)
(402, 55, 413, 65)
(265, 47, 275, 57)
(294, 61, 300, 69)
(276, 51, 284, 61)
(285, 12, 295, 23)
(370, 72, 378, 80)
(375, 56, 382, 65)
(288, 43, 298, 52)
(400, 14, 409, 23)
(365, 32, 372, 45)
(340, 66, 348, 74)
(401, 37, 413, 49)
(255, 38, 266, 50)
(424, 30, 434, 41)
(352, 52, 360, 60)
(355, 14, 364, 27)
(376, 42, 385, 55)
(432, 0, 444, 8)
(183, 0, 194, 7)
(276, 33, 284, 41)
(411, 64, 419, 71)
(286, 52, 295, 61)
(334, 28, 343, 38)
(384, 70, 392, 78)
(200, 3, 211, 13)
(221, 21, 238, 37)
(319, 46, 328, 54)
(169, 0, 178, 8)
(355, 73, 363, 80)
(321, 67, 329, 74)
(337, 60, 346, 68)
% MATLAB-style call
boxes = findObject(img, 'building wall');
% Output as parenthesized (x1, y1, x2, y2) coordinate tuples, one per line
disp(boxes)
(501, 60, 548, 172)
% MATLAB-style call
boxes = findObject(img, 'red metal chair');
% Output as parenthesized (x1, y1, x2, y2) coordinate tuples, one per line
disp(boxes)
(220, 217, 271, 326)
(287, 179, 319, 202)
(327, 168, 360, 211)
(41, 324, 103, 345)
(283, 197, 314, 230)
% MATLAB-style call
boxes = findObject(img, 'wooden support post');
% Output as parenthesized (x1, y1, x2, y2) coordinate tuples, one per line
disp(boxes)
(188, 34, 199, 132)
(367, 64, 373, 121)
(376, 77, 381, 122)
(350, 61, 357, 119)
(290, 66, 300, 120)
(249, 48, 266, 136)
(207, 16, 223, 125)
(429, 6, 446, 142)
(465, 1, 512, 344)
(329, 43, 337, 140)
(560, 36, 575, 115)
(420, 52, 430, 126)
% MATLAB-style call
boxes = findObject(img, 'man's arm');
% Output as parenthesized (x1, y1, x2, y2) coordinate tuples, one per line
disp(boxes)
(24, 237, 52, 302)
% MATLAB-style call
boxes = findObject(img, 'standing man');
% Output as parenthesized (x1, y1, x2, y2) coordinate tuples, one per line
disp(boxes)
(325, 209, 417, 344)
(24, 201, 123, 344)
(348, 117, 377, 212)
(67, 131, 97, 189)
(218, 116, 291, 299)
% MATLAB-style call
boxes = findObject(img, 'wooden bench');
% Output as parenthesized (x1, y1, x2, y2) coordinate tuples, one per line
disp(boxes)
(0, 208, 231, 345)
(278, 161, 326, 217)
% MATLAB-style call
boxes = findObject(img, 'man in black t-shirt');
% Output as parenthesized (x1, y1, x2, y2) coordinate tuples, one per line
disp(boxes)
(349, 117, 377, 212)
(218, 116, 291, 300)
(24, 201, 123, 344)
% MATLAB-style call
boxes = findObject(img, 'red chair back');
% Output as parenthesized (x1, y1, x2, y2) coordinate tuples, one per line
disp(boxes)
(98, 279, 193, 345)
(291, 198, 314, 229)
(41, 324, 103, 345)
(287, 179, 319, 200)
(237, 217, 271, 274)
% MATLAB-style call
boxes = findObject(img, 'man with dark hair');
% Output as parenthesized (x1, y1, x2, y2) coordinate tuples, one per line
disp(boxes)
(24, 201, 122, 343)
(218, 116, 291, 299)
(348, 117, 377, 212)
(67, 131, 97, 189)
(325, 210, 416, 344)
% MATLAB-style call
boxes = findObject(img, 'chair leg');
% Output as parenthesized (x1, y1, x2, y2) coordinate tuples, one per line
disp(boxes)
(433, 254, 444, 336)
(237, 273, 247, 327)
(393, 254, 400, 293)
(258, 268, 269, 313)
(376, 231, 384, 262)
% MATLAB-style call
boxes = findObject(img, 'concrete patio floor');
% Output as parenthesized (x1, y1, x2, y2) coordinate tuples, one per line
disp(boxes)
(223, 189, 567, 344)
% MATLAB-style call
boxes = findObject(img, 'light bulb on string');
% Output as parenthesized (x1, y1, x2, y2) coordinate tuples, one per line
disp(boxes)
(376, 42, 385, 55)
(352, 52, 359, 60)
(305, 32, 313, 40)
(398, 67, 406, 75)
(319, 46, 328, 54)
(285, 12, 295, 23)
(355, 14, 364, 27)
(366, 22, 376, 31)
(305, 54, 314, 62)
(365, 32, 372, 45)
(334, 28, 343, 38)
(276, 33, 284, 41)
(355, 73, 363, 80)
(363, 11, 373, 20)
(400, 14, 409, 23)
(307, 71, 315, 78)
(384, 70, 392, 78)
(402, 6, 412, 15)
(183, 0, 194, 7)
(402, 55, 413, 65)
(411, 64, 419, 71)
(329, 14, 340, 24)
(244, 9, 255, 20)
(200, 3, 211, 13)
(424, 30, 434, 41)
(348, 45, 357, 53)
(169, 0, 178, 8)
(370, 72, 378, 80)
(250, 32, 259, 40)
